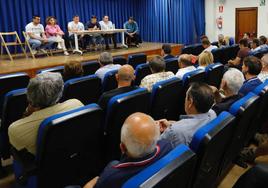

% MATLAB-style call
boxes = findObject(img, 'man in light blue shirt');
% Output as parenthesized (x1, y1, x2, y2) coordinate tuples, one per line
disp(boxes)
(99, 15, 117, 50)
(95, 52, 121, 81)
(123, 17, 141, 47)
(158, 82, 217, 148)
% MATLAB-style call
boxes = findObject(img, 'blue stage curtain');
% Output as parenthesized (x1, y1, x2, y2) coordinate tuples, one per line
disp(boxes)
(0, 0, 205, 45)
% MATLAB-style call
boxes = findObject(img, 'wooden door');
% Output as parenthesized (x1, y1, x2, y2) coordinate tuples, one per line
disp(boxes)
(235, 7, 258, 43)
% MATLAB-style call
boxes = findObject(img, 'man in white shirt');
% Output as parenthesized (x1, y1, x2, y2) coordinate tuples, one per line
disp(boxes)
(25, 15, 55, 54)
(68, 15, 87, 50)
(201, 39, 218, 53)
(99, 15, 117, 50)
(176, 54, 196, 80)
(95, 52, 121, 81)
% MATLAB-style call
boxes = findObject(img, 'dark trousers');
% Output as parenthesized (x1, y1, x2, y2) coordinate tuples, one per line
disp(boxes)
(126, 33, 141, 45)
(102, 34, 117, 49)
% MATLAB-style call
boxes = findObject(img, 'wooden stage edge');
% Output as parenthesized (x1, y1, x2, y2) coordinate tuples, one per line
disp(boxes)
(0, 42, 183, 77)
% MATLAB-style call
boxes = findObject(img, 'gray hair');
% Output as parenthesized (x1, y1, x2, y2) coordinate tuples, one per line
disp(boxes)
(223, 68, 245, 94)
(121, 117, 160, 158)
(99, 52, 113, 66)
(27, 72, 64, 108)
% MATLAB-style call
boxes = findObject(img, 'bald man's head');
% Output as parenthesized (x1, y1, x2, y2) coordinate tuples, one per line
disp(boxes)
(120, 112, 160, 158)
(116, 65, 135, 87)
(261, 54, 268, 68)
(178, 54, 193, 68)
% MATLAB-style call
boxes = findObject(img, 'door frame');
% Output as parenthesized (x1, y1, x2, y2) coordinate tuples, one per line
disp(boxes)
(235, 7, 258, 43)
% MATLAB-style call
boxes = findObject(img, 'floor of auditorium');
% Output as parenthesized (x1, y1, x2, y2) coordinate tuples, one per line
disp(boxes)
(0, 155, 267, 188)
(0, 42, 182, 77)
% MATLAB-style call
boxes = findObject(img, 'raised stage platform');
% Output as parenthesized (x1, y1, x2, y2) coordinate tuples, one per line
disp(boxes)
(0, 42, 183, 77)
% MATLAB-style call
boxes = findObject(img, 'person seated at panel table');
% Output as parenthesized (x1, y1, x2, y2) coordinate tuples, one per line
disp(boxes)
(45, 16, 69, 56)
(227, 38, 251, 70)
(63, 61, 84, 81)
(68, 15, 87, 50)
(85, 15, 104, 51)
(98, 65, 138, 113)
(99, 15, 118, 50)
(25, 15, 55, 55)
(161, 44, 175, 60)
(81, 112, 172, 188)
(123, 16, 141, 47)
(8, 72, 84, 156)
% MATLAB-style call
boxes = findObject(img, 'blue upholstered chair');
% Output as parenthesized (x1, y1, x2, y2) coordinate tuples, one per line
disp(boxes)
(122, 144, 196, 188)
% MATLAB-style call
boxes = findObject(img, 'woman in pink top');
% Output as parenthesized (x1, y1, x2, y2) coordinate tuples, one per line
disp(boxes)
(45, 16, 69, 55)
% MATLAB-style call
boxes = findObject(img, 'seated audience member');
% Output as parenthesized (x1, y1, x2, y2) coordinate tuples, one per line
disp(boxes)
(239, 56, 262, 96)
(218, 34, 227, 48)
(201, 39, 218, 53)
(175, 54, 196, 80)
(158, 82, 216, 148)
(25, 15, 55, 55)
(95, 52, 121, 81)
(243, 32, 252, 47)
(200, 35, 208, 42)
(45, 16, 69, 56)
(251, 38, 261, 52)
(85, 15, 103, 50)
(98, 65, 138, 112)
(8, 72, 83, 155)
(83, 112, 172, 188)
(198, 51, 214, 70)
(63, 61, 84, 81)
(259, 35, 268, 49)
(258, 54, 268, 82)
(161, 44, 174, 60)
(99, 15, 117, 50)
(123, 17, 141, 47)
(140, 56, 174, 91)
(228, 38, 251, 70)
(211, 68, 245, 115)
(68, 15, 87, 50)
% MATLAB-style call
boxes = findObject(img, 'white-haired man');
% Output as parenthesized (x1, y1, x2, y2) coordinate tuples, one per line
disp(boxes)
(211, 68, 245, 115)
(95, 52, 121, 81)
(83, 112, 172, 188)
(258, 54, 268, 82)
(8, 72, 83, 155)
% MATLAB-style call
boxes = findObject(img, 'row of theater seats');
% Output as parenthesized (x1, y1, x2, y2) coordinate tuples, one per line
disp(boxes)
(0, 62, 224, 162)
(9, 78, 268, 188)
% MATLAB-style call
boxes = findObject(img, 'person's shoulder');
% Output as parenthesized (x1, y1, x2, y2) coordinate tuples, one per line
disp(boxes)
(26, 22, 33, 27)
(61, 99, 84, 108)
(166, 71, 175, 76)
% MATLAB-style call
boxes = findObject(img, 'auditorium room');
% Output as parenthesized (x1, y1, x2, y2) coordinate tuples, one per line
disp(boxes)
(0, 0, 268, 187)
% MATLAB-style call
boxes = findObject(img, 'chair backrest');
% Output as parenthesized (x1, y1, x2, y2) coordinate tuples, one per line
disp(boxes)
(229, 37, 235, 46)
(81, 61, 100, 76)
(151, 77, 184, 120)
(113, 56, 127, 65)
(205, 63, 224, 88)
(104, 88, 150, 162)
(0, 72, 29, 116)
(182, 69, 206, 88)
(135, 63, 151, 86)
(36, 104, 104, 188)
(122, 145, 196, 188)
(181, 44, 196, 55)
(62, 75, 102, 105)
(128, 53, 147, 69)
(220, 92, 260, 176)
(192, 44, 204, 56)
(102, 69, 118, 92)
(190, 111, 236, 188)
(165, 58, 179, 74)
(211, 48, 225, 64)
(0, 88, 28, 159)
(37, 66, 64, 75)
(224, 45, 239, 63)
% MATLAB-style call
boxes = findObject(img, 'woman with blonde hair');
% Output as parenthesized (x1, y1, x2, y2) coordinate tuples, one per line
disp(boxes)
(45, 16, 69, 56)
(198, 51, 214, 69)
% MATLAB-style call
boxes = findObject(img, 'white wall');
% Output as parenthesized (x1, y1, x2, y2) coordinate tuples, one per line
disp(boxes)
(205, 0, 268, 41)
